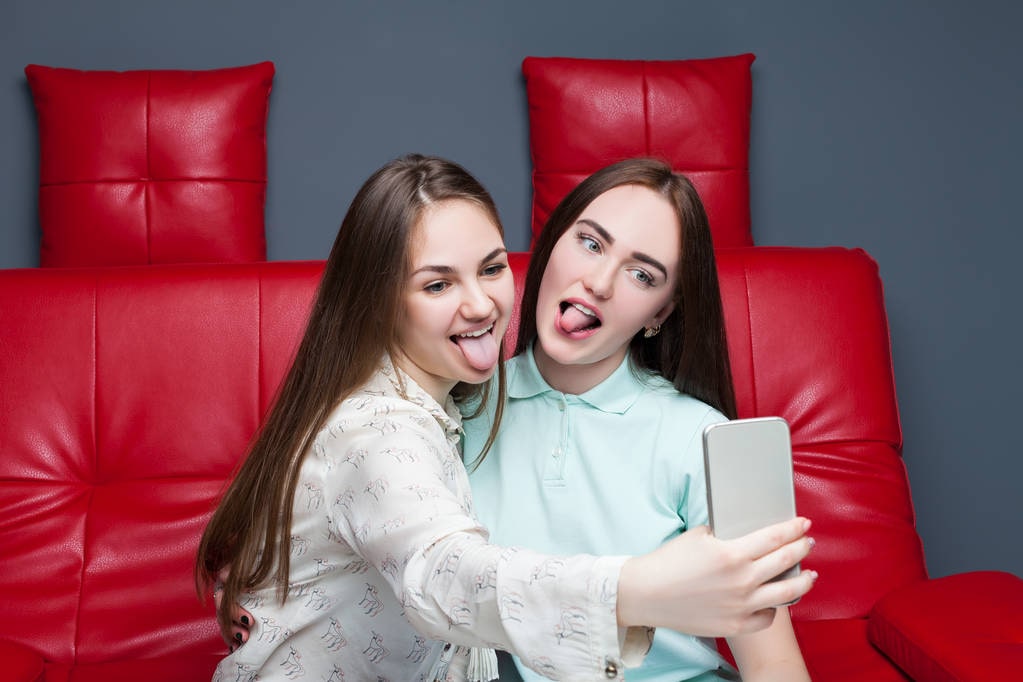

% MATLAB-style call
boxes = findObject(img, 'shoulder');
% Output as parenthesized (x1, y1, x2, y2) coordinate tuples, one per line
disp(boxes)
(634, 372, 728, 439)
(314, 380, 454, 464)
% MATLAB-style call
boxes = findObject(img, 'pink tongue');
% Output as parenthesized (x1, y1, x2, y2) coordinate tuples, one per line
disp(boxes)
(561, 305, 595, 333)
(455, 333, 500, 371)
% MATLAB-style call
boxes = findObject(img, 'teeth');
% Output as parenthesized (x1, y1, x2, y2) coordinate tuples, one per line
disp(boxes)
(458, 324, 493, 338)
(572, 302, 596, 317)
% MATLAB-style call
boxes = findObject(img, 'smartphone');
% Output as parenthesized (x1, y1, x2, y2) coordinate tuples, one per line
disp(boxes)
(703, 416, 800, 583)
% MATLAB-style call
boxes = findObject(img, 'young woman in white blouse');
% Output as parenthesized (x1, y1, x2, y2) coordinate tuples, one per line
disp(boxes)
(202, 154, 816, 681)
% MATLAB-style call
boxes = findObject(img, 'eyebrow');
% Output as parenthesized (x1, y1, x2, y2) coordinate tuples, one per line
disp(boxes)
(576, 219, 669, 279)
(411, 247, 508, 276)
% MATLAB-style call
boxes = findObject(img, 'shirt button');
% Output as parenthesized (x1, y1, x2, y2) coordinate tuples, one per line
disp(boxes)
(604, 658, 619, 678)
(552, 447, 562, 459)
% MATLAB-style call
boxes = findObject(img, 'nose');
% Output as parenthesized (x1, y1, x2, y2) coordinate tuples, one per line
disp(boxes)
(582, 260, 615, 300)
(460, 280, 496, 320)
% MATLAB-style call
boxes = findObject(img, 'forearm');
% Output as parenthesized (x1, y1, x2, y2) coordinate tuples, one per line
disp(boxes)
(402, 532, 636, 680)
(727, 607, 810, 682)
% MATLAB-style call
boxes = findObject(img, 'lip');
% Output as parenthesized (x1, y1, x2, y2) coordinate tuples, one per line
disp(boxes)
(452, 322, 495, 340)
(554, 297, 603, 338)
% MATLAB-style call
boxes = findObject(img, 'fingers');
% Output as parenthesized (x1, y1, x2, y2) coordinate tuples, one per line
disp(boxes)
(735, 517, 812, 559)
(735, 519, 818, 610)
(212, 566, 253, 650)
(751, 566, 819, 610)
(225, 614, 251, 651)
(234, 609, 252, 632)
(754, 532, 814, 583)
(231, 606, 253, 647)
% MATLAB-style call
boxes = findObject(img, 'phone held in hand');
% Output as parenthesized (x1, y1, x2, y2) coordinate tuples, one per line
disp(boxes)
(703, 417, 800, 584)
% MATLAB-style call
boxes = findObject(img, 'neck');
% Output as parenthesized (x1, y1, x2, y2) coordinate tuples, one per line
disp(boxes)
(532, 343, 626, 395)
(391, 353, 454, 406)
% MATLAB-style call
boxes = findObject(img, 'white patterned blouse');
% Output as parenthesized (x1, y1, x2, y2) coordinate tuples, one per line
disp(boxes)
(213, 358, 643, 682)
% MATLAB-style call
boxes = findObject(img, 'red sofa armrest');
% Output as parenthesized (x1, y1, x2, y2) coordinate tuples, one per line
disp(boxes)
(0, 639, 45, 682)
(868, 571, 1023, 681)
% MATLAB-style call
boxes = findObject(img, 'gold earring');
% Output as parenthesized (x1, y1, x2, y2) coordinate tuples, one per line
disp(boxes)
(643, 324, 661, 338)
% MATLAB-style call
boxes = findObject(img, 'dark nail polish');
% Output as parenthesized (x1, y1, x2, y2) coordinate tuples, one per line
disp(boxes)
(241, 615, 250, 626)
(235, 632, 243, 642)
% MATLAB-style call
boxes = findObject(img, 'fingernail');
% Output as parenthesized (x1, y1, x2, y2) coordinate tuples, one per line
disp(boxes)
(235, 632, 243, 642)
(241, 615, 250, 626)
(809, 570, 819, 582)
(808, 536, 816, 550)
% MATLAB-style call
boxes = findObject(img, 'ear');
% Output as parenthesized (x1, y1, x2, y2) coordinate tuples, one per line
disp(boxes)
(652, 299, 676, 328)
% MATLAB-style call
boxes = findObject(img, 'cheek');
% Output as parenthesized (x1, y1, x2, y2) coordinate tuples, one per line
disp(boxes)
(402, 298, 444, 338)
(535, 278, 560, 319)
(495, 275, 516, 312)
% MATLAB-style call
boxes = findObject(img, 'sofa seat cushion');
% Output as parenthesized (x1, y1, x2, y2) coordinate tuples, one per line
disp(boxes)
(868, 571, 1023, 682)
(795, 618, 910, 681)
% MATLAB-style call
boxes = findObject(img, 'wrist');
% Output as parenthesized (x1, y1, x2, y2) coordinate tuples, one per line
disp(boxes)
(616, 556, 645, 627)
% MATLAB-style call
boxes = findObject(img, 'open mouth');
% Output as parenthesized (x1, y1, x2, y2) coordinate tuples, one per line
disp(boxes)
(559, 301, 601, 333)
(451, 324, 499, 371)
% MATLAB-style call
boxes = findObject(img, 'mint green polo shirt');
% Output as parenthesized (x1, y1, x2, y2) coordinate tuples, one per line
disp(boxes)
(464, 349, 736, 682)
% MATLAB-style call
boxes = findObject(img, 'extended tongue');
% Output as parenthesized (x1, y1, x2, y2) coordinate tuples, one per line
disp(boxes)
(455, 332, 500, 371)
(560, 305, 596, 333)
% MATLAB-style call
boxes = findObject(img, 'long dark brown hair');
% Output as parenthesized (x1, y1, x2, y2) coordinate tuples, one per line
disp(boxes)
(196, 154, 507, 635)
(515, 157, 736, 419)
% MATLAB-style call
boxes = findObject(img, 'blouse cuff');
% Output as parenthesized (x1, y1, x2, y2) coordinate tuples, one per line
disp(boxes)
(619, 625, 656, 667)
(588, 555, 652, 679)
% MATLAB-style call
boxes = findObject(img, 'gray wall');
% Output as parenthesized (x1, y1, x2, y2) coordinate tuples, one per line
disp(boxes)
(2, 1, 1021, 579)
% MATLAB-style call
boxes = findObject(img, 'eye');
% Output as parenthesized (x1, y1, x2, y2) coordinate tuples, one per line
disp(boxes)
(630, 269, 655, 287)
(424, 281, 449, 294)
(579, 234, 601, 254)
(481, 262, 507, 277)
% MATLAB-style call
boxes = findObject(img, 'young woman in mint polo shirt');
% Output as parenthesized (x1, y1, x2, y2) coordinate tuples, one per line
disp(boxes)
(464, 158, 814, 682)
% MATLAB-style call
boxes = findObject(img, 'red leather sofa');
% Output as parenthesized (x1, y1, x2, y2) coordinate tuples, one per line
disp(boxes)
(4, 54, 1021, 682)
(3, 250, 1021, 682)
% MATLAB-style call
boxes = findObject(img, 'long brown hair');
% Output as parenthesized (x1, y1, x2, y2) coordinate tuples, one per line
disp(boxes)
(515, 157, 736, 419)
(196, 154, 507, 634)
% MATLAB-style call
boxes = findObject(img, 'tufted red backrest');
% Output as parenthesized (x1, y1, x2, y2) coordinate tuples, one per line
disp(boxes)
(522, 55, 755, 249)
(25, 62, 274, 267)
(716, 247, 926, 618)
(0, 262, 321, 674)
(0, 249, 923, 673)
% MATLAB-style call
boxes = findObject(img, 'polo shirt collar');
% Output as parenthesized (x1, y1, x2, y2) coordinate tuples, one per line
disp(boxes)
(507, 345, 648, 415)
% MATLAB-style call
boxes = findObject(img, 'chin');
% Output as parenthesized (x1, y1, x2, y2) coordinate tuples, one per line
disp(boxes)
(456, 364, 497, 385)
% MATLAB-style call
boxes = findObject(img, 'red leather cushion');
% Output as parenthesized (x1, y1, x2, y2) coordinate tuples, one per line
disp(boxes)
(43, 655, 220, 682)
(868, 571, 1023, 681)
(716, 247, 927, 619)
(504, 251, 531, 357)
(523, 54, 755, 248)
(25, 62, 274, 267)
(0, 639, 45, 682)
(794, 619, 911, 681)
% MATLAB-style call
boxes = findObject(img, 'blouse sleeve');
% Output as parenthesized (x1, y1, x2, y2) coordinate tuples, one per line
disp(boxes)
(321, 396, 637, 680)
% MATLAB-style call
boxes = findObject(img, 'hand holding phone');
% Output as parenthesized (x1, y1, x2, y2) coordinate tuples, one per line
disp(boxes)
(703, 417, 801, 585)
